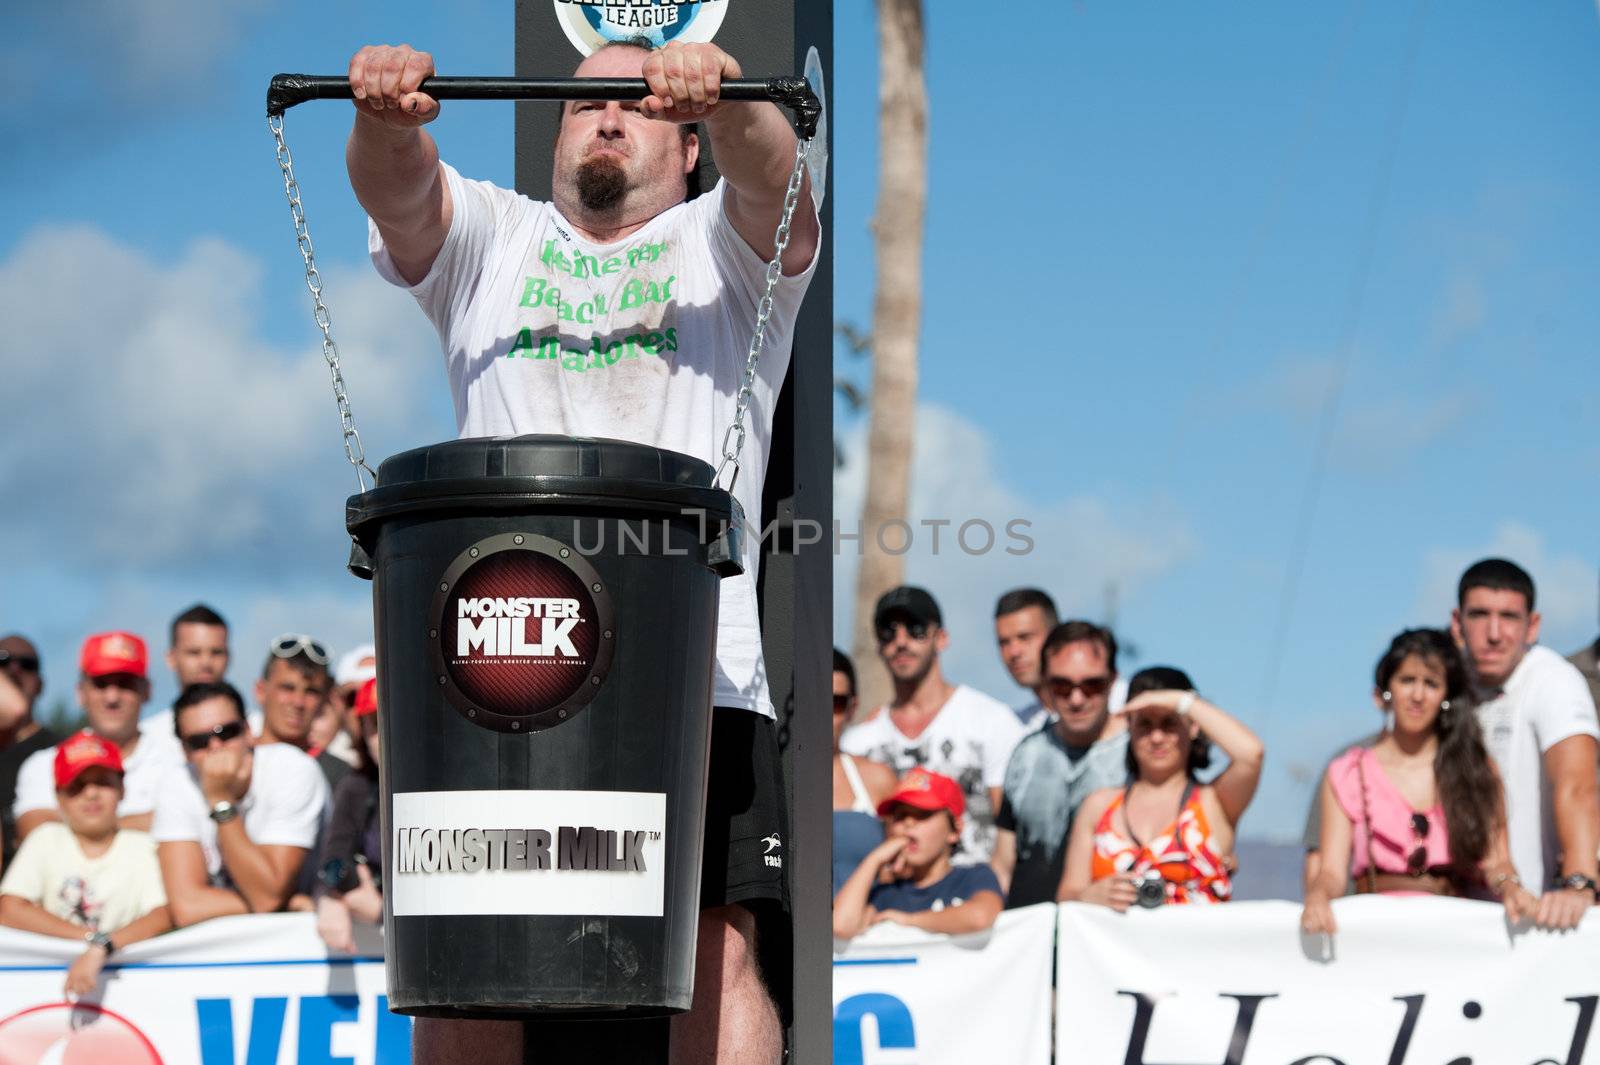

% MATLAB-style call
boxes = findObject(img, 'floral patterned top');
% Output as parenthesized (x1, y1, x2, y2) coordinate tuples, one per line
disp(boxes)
(1090, 785, 1232, 904)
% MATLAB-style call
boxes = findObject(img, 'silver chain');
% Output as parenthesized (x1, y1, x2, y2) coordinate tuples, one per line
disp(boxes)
(715, 136, 810, 495)
(269, 113, 376, 494)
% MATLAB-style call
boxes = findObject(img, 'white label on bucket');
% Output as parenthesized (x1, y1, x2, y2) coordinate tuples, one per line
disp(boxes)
(390, 790, 667, 917)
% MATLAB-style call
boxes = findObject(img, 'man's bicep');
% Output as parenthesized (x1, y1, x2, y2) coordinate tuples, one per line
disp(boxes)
(260, 845, 311, 887)
(373, 165, 454, 287)
(1544, 733, 1600, 784)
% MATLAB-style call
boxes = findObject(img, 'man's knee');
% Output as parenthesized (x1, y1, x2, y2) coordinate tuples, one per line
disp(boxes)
(698, 902, 760, 988)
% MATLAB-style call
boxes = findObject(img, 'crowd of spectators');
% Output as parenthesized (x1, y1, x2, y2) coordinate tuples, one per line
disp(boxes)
(833, 557, 1600, 942)
(0, 605, 386, 997)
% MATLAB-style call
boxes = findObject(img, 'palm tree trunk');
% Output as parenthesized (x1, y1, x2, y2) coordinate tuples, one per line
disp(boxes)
(851, 0, 927, 717)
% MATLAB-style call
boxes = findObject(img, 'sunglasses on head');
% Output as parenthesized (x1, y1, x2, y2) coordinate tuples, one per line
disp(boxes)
(876, 620, 931, 645)
(270, 633, 329, 666)
(0, 649, 40, 673)
(1046, 675, 1112, 701)
(181, 720, 247, 752)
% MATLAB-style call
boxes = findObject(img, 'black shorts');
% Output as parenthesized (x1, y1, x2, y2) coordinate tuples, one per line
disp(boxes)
(700, 706, 791, 1020)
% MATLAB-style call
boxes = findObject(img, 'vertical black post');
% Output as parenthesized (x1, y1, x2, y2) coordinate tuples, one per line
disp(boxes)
(512, 4, 833, 1063)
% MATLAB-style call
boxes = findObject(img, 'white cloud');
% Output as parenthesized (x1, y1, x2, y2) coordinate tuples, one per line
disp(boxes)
(1412, 522, 1596, 648)
(1428, 276, 1487, 351)
(833, 403, 1196, 699)
(0, 223, 449, 572)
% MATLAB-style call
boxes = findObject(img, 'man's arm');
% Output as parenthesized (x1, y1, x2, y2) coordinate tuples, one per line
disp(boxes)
(1540, 733, 1599, 930)
(13, 809, 59, 840)
(212, 819, 308, 915)
(158, 841, 248, 928)
(642, 44, 819, 275)
(345, 45, 452, 286)
(990, 828, 1017, 894)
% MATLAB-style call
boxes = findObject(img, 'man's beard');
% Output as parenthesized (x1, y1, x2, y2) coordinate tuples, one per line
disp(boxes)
(575, 157, 628, 212)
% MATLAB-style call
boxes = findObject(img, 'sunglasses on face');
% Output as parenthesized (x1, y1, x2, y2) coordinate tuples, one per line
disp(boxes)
(832, 694, 853, 713)
(0, 650, 39, 673)
(270, 633, 329, 666)
(1046, 675, 1112, 701)
(876, 621, 931, 645)
(181, 720, 247, 752)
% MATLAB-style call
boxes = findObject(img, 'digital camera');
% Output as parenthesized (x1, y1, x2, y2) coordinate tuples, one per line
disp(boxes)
(1134, 870, 1167, 909)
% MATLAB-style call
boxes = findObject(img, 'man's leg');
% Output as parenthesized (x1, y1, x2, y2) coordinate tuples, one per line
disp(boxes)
(668, 903, 781, 1065)
(414, 1018, 523, 1065)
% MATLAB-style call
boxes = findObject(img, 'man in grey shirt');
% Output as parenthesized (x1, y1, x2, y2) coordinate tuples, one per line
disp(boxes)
(991, 621, 1129, 909)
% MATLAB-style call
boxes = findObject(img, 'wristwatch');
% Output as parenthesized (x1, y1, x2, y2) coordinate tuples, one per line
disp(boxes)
(85, 930, 115, 956)
(318, 858, 350, 891)
(1559, 873, 1598, 898)
(208, 800, 239, 824)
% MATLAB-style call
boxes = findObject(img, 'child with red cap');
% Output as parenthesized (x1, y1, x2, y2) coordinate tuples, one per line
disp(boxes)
(832, 768, 1005, 940)
(0, 733, 171, 996)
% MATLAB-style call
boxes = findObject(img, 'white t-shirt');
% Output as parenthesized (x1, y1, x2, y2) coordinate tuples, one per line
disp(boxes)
(370, 166, 820, 719)
(0, 823, 166, 932)
(12, 726, 185, 822)
(1473, 644, 1600, 889)
(150, 743, 328, 886)
(839, 685, 1028, 863)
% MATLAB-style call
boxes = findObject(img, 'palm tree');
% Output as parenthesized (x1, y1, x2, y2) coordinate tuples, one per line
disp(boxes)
(849, 0, 927, 716)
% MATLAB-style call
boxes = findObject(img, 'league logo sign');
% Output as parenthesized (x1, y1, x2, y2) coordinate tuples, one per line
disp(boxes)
(553, 1, 731, 56)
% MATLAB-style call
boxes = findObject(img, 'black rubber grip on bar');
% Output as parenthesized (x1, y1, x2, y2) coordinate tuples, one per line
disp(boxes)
(267, 74, 820, 138)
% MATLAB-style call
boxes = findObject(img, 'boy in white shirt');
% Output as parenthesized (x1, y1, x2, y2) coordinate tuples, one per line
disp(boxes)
(0, 732, 170, 997)
(152, 681, 327, 927)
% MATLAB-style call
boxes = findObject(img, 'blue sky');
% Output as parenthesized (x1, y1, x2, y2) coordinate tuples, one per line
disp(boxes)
(2, 2, 1596, 840)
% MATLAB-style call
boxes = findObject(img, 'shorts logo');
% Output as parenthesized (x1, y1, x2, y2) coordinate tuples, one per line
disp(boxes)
(762, 832, 782, 868)
(553, 1, 731, 57)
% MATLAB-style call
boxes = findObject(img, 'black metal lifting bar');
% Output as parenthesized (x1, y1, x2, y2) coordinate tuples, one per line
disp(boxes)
(266, 74, 822, 139)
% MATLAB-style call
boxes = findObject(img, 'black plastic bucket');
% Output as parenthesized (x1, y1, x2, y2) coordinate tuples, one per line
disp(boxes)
(346, 435, 739, 1018)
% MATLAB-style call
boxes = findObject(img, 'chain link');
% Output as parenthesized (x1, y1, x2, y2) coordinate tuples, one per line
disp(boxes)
(269, 113, 376, 494)
(715, 137, 810, 495)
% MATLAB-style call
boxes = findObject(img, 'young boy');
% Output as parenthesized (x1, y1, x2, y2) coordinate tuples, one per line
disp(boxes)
(0, 732, 171, 996)
(833, 768, 1005, 939)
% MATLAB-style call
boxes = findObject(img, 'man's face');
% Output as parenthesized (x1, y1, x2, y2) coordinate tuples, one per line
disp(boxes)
(995, 607, 1052, 691)
(554, 47, 696, 214)
(57, 767, 123, 838)
(167, 623, 229, 687)
(77, 673, 148, 744)
(0, 635, 42, 726)
(176, 696, 251, 768)
(255, 659, 330, 748)
(1042, 641, 1115, 746)
(1452, 587, 1540, 687)
(876, 613, 944, 687)
(831, 669, 857, 747)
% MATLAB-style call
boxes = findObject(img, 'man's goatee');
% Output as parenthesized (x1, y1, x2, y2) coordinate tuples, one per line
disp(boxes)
(576, 158, 627, 212)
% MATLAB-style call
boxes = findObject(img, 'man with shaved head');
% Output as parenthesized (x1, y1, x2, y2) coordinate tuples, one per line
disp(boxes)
(346, 33, 819, 1065)
(0, 635, 58, 871)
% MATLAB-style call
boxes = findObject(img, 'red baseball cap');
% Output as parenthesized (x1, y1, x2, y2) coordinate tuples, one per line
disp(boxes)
(353, 677, 378, 718)
(54, 732, 125, 790)
(877, 768, 965, 825)
(80, 631, 148, 680)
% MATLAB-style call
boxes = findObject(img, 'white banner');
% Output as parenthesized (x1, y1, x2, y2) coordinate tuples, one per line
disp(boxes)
(1057, 897, 1600, 1064)
(0, 914, 409, 1064)
(832, 903, 1055, 1065)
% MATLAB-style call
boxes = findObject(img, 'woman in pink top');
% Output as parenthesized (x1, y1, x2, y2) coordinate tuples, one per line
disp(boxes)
(1302, 629, 1536, 936)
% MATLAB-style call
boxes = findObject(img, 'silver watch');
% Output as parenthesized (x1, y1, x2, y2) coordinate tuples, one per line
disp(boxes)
(85, 929, 114, 955)
(208, 800, 239, 824)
